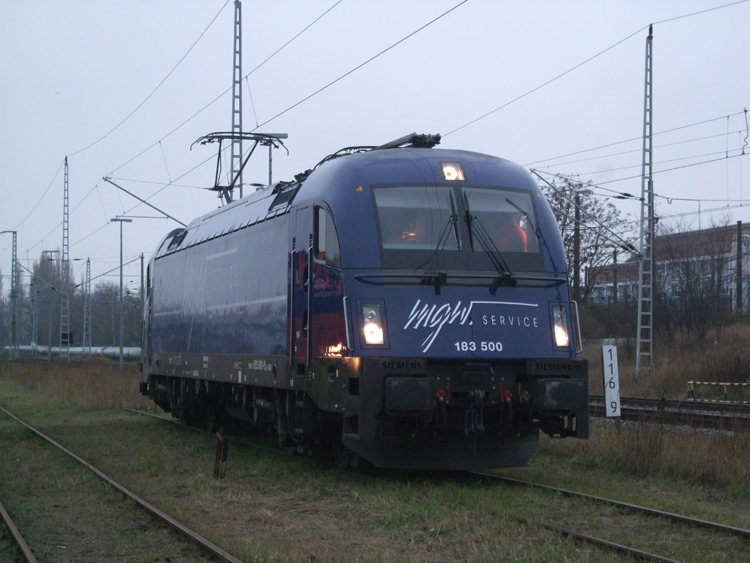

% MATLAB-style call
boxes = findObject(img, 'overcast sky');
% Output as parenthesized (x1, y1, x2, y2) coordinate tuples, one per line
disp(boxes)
(1, 0, 748, 295)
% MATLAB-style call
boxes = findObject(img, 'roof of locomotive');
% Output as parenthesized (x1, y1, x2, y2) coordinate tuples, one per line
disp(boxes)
(152, 143, 548, 262)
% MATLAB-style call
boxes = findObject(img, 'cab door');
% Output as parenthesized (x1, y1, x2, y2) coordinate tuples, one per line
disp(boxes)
(292, 207, 312, 378)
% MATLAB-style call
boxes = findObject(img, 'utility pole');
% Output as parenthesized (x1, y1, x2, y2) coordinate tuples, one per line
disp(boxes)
(140, 253, 144, 307)
(31, 276, 37, 354)
(41, 249, 59, 359)
(573, 192, 581, 301)
(111, 218, 132, 370)
(83, 258, 92, 357)
(229, 0, 243, 202)
(1, 231, 18, 360)
(737, 221, 743, 313)
(636, 25, 654, 380)
(60, 157, 71, 361)
(613, 248, 618, 308)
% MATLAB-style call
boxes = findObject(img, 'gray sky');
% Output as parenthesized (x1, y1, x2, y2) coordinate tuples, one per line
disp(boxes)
(1, 0, 748, 294)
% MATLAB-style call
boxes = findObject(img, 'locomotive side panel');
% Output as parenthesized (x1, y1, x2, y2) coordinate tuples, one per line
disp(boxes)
(149, 214, 289, 383)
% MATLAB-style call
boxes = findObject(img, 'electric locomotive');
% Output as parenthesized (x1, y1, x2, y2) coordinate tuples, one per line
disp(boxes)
(140, 133, 588, 470)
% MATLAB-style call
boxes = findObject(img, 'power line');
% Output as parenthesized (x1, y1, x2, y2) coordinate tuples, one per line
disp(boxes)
(251, 0, 470, 131)
(109, 0, 343, 176)
(595, 152, 748, 185)
(109, 177, 206, 190)
(525, 110, 747, 167)
(538, 128, 745, 169)
(246, 0, 344, 78)
(72, 256, 142, 289)
(445, 1, 748, 138)
(650, 0, 748, 25)
(68, 0, 231, 157)
(444, 28, 646, 137)
(117, 145, 228, 219)
(10, 160, 65, 232)
(660, 201, 750, 220)
(574, 147, 743, 177)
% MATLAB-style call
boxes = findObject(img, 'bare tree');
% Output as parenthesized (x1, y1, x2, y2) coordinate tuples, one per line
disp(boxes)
(540, 175, 635, 301)
(655, 218, 734, 341)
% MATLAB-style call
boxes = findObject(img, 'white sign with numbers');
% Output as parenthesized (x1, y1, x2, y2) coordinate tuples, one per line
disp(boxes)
(601, 345, 621, 417)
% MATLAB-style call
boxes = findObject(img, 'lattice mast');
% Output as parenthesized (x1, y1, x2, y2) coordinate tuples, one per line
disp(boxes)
(229, 0, 243, 203)
(6, 231, 18, 360)
(636, 26, 654, 379)
(31, 274, 37, 353)
(60, 157, 70, 360)
(82, 257, 92, 357)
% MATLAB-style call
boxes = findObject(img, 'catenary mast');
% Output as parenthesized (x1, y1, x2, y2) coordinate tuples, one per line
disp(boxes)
(60, 157, 70, 360)
(636, 26, 654, 379)
(82, 257, 91, 357)
(229, 0, 243, 203)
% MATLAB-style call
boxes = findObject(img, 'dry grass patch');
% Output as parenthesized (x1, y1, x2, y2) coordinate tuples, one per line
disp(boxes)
(537, 419, 750, 492)
(0, 360, 149, 411)
(585, 323, 750, 398)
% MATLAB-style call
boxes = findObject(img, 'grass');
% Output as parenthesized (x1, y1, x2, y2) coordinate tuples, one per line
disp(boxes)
(585, 322, 750, 399)
(1, 359, 750, 561)
(567, 323, 750, 491)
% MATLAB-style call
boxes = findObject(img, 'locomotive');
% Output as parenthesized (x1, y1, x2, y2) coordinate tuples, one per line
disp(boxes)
(140, 133, 588, 470)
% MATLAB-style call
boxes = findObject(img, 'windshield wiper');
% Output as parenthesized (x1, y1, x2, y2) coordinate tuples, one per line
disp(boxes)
(414, 214, 458, 284)
(505, 198, 542, 242)
(464, 211, 516, 287)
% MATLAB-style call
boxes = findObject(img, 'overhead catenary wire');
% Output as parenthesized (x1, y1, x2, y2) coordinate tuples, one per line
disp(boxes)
(16, 137, 226, 272)
(571, 147, 745, 177)
(527, 110, 748, 167)
(445, 1, 748, 138)
(535, 126, 746, 169)
(250, 0, 470, 131)
(660, 201, 750, 220)
(537, 165, 750, 209)
(67, 0, 232, 158)
(10, 160, 65, 232)
(109, 0, 343, 176)
(593, 152, 748, 186)
(533, 169, 641, 201)
(532, 169, 639, 255)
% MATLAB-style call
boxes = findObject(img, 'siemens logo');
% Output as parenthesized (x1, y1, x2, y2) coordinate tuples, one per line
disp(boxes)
(533, 362, 573, 372)
(381, 361, 424, 372)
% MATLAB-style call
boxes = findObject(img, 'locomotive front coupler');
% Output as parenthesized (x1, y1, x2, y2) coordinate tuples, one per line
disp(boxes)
(463, 389, 487, 436)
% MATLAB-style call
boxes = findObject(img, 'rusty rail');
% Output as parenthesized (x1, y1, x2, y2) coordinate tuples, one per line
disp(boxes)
(0, 406, 245, 563)
(474, 472, 750, 539)
(513, 516, 683, 563)
(0, 498, 38, 563)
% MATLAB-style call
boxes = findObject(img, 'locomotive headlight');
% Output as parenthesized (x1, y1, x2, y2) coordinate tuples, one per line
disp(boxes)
(441, 162, 465, 181)
(362, 304, 384, 345)
(552, 306, 570, 347)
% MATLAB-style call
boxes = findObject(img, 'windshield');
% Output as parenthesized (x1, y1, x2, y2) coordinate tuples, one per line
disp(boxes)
(463, 187, 539, 254)
(371, 185, 544, 273)
(373, 186, 458, 251)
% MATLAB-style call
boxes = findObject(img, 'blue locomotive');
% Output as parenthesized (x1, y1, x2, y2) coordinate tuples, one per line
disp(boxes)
(140, 133, 588, 470)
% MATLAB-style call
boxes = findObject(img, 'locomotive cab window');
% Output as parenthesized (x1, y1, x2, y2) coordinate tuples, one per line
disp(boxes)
(373, 186, 459, 251)
(463, 188, 539, 254)
(315, 206, 341, 268)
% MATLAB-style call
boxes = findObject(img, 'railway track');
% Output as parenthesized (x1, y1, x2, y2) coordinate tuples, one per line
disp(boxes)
(589, 395, 750, 430)
(0, 406, 244, 563)
(128, 407, 749, 562)
(471, 471, 750, 562)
